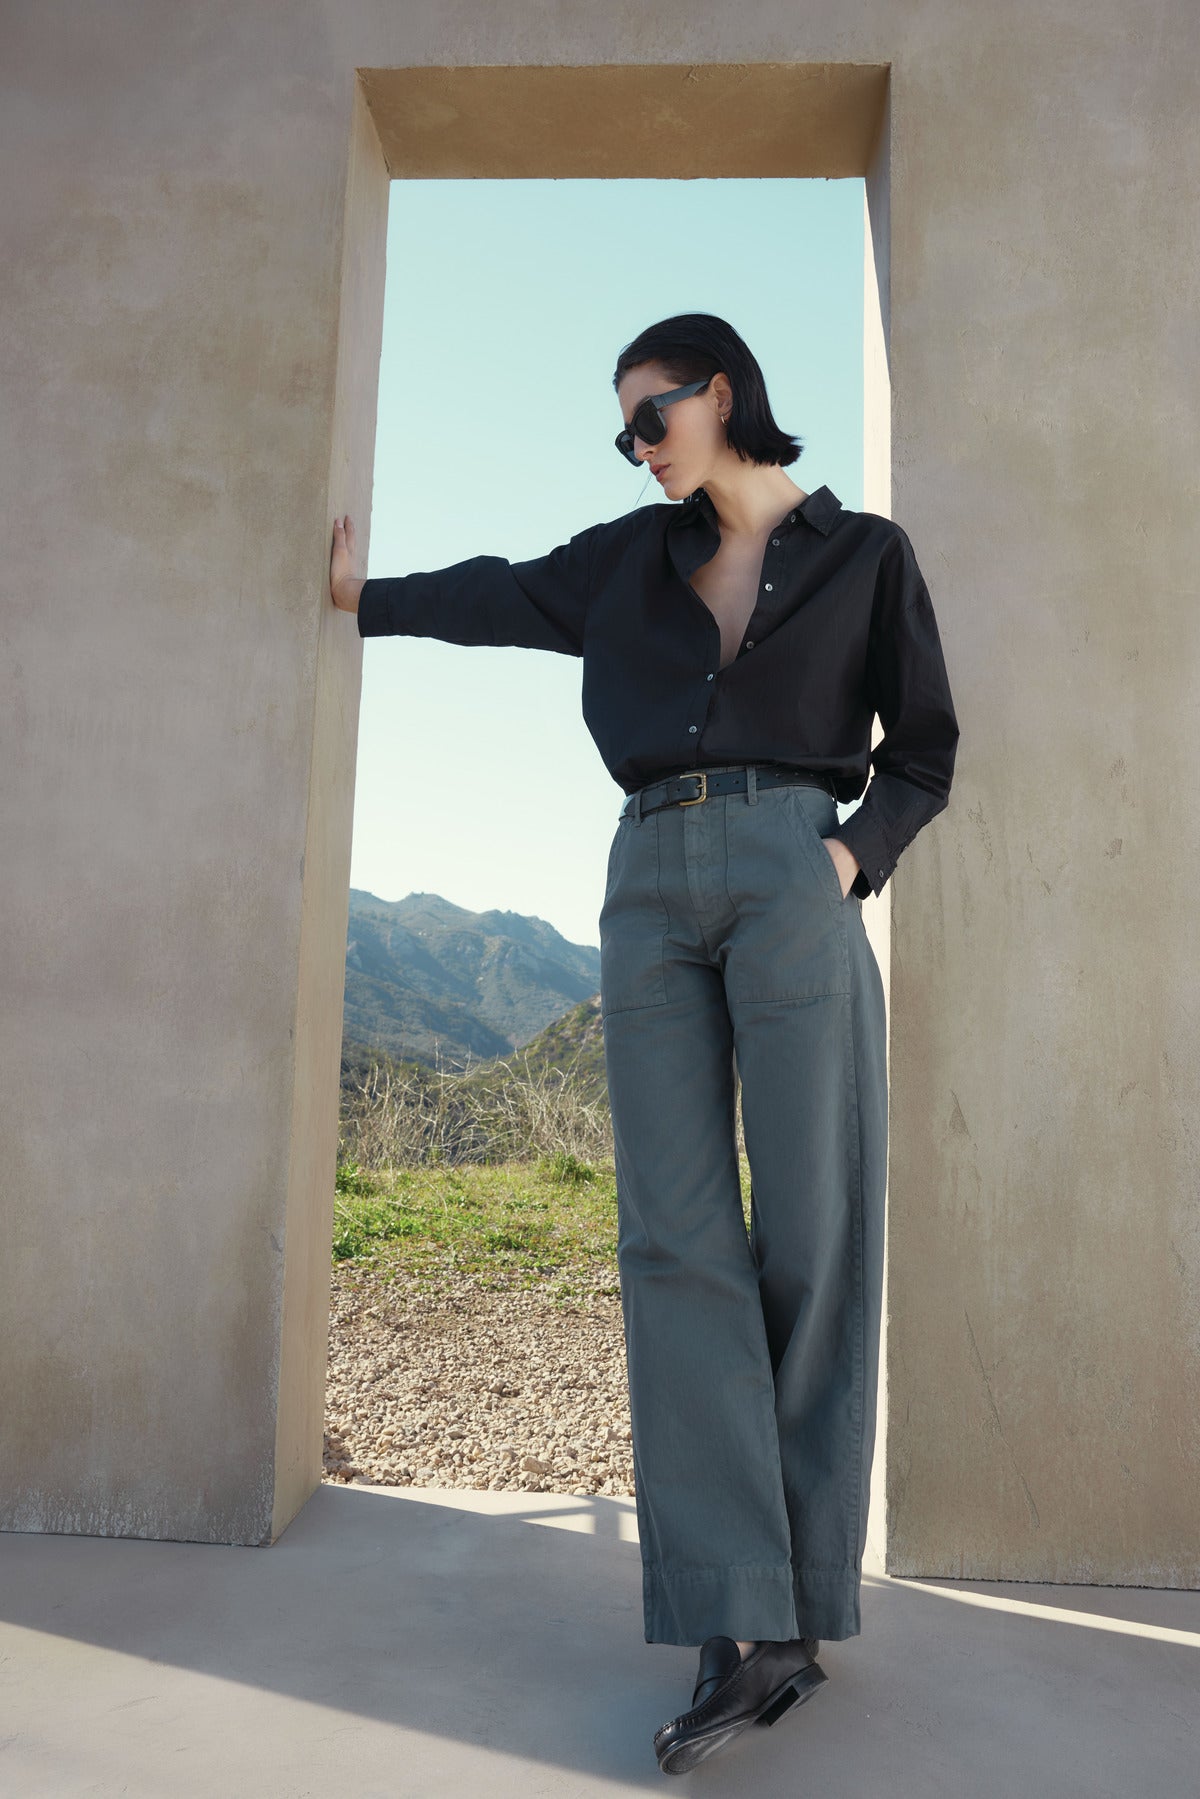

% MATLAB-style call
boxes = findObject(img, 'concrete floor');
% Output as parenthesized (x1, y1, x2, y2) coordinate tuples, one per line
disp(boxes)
(1, 1476, 1197, 1797)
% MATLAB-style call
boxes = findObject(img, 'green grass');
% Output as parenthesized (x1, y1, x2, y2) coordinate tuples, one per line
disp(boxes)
(333, 1154, 619, 1292)
(332, 1152, 755, 1295)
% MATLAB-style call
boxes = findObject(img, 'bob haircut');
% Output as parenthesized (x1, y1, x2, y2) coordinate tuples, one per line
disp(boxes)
(612, 312, 803, 470)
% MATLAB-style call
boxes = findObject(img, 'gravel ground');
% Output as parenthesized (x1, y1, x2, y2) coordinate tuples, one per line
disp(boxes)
(322, 1261, 636, 1496)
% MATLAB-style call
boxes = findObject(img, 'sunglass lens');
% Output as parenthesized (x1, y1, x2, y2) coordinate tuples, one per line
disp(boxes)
(632, 399, 666, 445)
(615, 398, 669, 463)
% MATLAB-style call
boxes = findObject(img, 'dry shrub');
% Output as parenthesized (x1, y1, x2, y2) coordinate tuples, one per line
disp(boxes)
(340, 1041, 616, 1170)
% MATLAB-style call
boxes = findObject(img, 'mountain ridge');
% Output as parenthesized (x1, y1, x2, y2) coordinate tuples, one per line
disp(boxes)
(343, 886, 601, 1070)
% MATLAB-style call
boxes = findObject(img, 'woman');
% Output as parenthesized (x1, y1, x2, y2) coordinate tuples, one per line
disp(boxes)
(330, 313, 960, 1776)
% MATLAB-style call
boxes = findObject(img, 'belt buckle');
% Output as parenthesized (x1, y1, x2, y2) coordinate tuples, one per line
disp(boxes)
(677, 770, 707, 806)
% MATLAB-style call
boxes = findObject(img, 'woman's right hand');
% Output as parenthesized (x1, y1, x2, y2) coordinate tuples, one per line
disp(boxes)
(330, 514, 365, 612)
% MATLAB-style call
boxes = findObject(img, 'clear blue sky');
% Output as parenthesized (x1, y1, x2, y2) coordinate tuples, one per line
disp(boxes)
(350, 177, 865, 948)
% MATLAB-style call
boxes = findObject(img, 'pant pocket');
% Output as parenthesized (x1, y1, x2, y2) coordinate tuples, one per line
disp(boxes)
(599, 814, 669, 1015)
(780, 787, 852, 913)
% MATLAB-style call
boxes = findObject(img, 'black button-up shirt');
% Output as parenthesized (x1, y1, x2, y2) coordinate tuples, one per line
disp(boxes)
(356, 484, 959, 900)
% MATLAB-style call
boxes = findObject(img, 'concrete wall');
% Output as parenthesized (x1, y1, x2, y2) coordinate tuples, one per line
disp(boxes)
(2, 3, 1195, 1583)
(2, 13, 388, 1543)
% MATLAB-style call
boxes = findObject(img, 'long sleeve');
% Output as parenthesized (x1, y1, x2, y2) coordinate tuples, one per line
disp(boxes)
(830, 524, 960, 900)
(355, 522, 598, 656)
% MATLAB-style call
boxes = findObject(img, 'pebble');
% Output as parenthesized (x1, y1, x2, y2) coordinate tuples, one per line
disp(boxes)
(323, 1262, 635, 1497)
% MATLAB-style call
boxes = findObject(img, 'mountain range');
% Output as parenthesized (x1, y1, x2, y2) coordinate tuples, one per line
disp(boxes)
(343, 888, 601, 1071)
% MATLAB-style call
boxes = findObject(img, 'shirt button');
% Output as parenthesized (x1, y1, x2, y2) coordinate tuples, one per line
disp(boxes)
(764, 583, 773, 591)
(745, 639, 754, 649)
(706, 672, 714, 681)
(789, 512, 796, 522)
(772, 538, 780, 546)
(688, 724, 698, 733)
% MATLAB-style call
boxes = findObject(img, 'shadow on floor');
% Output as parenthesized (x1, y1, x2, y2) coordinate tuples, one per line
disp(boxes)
(1, 1480, 1196, 1796)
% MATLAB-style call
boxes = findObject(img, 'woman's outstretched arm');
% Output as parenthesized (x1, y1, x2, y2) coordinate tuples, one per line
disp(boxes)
(328, 510, 608, 658)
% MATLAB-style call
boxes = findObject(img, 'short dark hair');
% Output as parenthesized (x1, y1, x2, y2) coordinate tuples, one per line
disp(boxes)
(612, 312, 803, 469)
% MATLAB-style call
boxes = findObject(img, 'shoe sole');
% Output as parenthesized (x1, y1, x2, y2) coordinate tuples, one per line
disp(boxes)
(656, 1659, 828, 1774)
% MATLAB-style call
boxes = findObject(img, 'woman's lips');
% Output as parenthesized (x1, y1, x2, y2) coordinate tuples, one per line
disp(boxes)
(654, 465, 670, 481)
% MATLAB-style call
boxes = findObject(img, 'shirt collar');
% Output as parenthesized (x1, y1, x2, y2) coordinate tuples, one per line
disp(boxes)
(677, 484, 842, 537)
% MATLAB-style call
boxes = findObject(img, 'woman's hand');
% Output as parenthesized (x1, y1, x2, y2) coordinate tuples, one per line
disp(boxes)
(330, 514, 365, 612)
(821, 837, 862, 900)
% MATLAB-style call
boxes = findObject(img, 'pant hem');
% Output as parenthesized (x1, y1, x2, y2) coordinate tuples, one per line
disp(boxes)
(791, 1562, 863, 1641)
(641, 1560, 865, 1645)
(643, 1563, 799, 1646)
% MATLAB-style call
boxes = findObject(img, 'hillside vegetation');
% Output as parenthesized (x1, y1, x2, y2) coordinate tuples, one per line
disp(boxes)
(343, 888, 600, 1070)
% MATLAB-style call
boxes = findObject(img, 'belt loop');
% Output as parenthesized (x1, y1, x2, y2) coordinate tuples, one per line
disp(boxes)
(632, 785, 644, 826)
(746, 763, 758, 806)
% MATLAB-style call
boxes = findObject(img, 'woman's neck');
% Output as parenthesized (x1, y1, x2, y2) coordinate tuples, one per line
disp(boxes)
(700, 461, 809, 538)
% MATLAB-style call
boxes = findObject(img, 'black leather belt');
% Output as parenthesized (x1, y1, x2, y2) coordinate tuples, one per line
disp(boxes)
(619, 763, 837, 820)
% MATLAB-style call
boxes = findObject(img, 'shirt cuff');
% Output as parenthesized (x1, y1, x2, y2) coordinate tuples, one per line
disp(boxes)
(829, 820, 893, 900)
(355, 577, 396, 637)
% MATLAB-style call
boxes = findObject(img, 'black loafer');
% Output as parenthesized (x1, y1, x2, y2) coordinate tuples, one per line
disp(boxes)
(653, 1635, 827, 1775)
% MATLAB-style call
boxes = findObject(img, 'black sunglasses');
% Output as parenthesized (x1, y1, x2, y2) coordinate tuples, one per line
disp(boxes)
(615, 377, 712, 466)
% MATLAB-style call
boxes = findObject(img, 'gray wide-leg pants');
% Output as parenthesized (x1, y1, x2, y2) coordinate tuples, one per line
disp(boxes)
(598, 767, 888, 1647)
